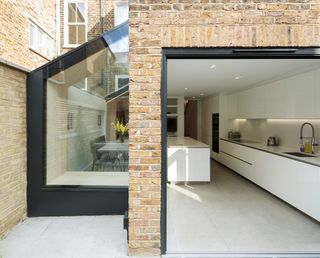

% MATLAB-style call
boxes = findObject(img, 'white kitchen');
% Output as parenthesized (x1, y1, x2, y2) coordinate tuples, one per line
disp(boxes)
(165, 58, 320, 253)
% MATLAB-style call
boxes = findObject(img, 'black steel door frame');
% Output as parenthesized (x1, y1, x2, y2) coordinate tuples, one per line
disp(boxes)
(160, 47, 320, 254)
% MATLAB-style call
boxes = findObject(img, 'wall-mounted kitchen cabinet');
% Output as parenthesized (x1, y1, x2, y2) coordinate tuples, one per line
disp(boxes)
(314, 69, 320, 118)
(286, 70, 315, 118)
(264, 80, 286, 118)
(251, 86, 266, 118)
(236, 87, 266, 119)
(227, 68, 320, 119)
(237, 90, 252, 118)
(226, 94, 237, 119)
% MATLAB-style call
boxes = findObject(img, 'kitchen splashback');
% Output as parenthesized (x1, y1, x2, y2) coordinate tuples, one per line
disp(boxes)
(238, 119, 320, 150)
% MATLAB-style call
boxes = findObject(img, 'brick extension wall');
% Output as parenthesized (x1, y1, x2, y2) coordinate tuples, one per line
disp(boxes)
(128, 1, 320, 256)
(0, 64, 27, 239)
(0, 0, 56, 239)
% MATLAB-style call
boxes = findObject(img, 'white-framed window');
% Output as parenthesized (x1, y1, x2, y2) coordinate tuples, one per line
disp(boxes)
(64, 0, 87, 47)
(115, 75, 129, 91)
(114, 1, 129, 27)
(29, 20, 54, 59)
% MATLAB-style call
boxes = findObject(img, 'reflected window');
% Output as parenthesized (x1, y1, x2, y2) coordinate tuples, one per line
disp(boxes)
(46, 34, 129, 186)
(114, 1, 128, 26)
(64, 1, 87, 46)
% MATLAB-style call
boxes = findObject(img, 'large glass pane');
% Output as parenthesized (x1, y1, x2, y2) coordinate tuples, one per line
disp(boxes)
(77, 25, 86, 44)
(68, 25, 77, 44)
(76, 3, 85, 23)
(114, 2, 129, 26)
(68, 3, 76, 23)
(46, 26, 129, 186)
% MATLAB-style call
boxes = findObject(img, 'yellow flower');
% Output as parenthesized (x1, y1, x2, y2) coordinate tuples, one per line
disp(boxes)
(112, 118, 128, 136)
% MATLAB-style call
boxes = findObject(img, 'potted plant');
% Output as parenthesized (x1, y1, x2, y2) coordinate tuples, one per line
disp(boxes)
(112, 118, 128, 143)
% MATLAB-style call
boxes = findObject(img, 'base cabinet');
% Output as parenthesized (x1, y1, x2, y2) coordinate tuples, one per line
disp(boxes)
(219, 140, 320, 221)
(168, 147, 210, 182)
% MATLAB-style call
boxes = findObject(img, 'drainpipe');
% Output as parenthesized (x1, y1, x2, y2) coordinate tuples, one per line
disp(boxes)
(99, 0, 104, 33)
(55, 0, 60, 57)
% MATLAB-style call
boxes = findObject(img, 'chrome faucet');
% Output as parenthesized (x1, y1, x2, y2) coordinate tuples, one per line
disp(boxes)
(300, 122, 315, 154)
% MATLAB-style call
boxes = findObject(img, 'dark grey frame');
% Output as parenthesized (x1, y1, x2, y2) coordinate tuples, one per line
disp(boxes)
(27, 22, 129, 216)
(160, 47, 320, 254)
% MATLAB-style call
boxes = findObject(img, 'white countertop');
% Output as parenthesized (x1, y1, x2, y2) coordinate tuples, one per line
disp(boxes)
(168, 137, 210, 148)
(221, 138, 320, 167)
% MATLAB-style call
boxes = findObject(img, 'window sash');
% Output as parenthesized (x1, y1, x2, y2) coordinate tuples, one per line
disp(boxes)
(114, 1, 129, 26)
(64, 1, 87, 47)
(29, 20, 54, 59)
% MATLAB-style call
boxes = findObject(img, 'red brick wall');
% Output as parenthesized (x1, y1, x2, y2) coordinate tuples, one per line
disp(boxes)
(128, 1, 320, 256)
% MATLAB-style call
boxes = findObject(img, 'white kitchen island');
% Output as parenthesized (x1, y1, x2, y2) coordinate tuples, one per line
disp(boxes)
(167, 137, 210, 183)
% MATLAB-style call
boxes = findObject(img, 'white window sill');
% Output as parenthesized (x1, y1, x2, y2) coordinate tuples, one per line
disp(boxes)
(29, 47, 52, 61)
(62, 44, 81, 49)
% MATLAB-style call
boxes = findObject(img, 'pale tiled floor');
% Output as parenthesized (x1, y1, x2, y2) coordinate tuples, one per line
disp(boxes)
(167, 160, 320, 253)
(0, 216, 128, 258)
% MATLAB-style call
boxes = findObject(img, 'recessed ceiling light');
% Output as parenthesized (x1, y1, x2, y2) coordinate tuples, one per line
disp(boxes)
(184, 87, 188, 90)
(210, 64, 216, 69)
(200, 93, 205, 96)
(235, 76, 243, 80)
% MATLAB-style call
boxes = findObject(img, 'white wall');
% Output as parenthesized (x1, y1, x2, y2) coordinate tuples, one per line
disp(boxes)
(200, 95, 219, 160)
(197, 100, 202, 141)
(168, 96, 184, 137)
(239, 119, 320, 151)
(199, 94, 242, 161)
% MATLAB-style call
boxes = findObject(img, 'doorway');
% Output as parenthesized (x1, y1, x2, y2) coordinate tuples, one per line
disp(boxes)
(161, 48, 320, 254)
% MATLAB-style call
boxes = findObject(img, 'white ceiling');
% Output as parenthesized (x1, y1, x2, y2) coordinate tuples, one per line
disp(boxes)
(167, 59, 320, 98)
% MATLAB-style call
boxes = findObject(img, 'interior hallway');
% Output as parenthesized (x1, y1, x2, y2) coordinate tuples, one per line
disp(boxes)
(167, 160, 320, 253)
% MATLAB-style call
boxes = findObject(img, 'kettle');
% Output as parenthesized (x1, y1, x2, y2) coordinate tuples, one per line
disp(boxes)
(267, 137, 279, 146)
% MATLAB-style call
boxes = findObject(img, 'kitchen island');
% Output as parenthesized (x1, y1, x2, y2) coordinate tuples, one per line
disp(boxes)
(167, 137, 210, 183)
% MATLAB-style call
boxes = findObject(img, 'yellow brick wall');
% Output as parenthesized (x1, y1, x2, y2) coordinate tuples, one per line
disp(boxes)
(0, 0, 55, 239)
(128, 1, 320, 256)
(0, 0, 57, 70)
(0, 63, 27, 239)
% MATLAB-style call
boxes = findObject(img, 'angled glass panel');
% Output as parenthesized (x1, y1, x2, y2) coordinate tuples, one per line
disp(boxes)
(46, 22, 128, 187)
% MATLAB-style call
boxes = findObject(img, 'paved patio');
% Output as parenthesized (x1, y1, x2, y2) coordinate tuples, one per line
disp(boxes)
(0, 216, 128, 258)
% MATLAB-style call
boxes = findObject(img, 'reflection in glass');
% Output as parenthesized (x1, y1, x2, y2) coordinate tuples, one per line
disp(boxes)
(68, 3, 76, 22)
(78, 25, 86, 44)
(77, 3, 85, 22)
(68, 25, 77, 44)
(46, 26, 128, 186)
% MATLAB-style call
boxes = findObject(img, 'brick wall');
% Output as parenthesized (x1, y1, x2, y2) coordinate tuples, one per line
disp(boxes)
(60, 0, 115, 54)
(0, 0, 57, 70)
(0, 64, 27, 239)
(0, 0, 55, 239)
(128, 1, 320, 256)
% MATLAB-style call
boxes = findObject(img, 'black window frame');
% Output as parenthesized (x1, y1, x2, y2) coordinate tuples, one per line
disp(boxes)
(27, 22, 129, 216)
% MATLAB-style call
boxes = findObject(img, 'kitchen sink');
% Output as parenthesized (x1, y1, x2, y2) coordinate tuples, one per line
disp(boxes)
(283, 152, 317, 158)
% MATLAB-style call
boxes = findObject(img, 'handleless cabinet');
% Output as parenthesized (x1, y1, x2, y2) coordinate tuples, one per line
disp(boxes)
(219, 139, 320, 222)
(227, 68, 320, 119)
(285, 70, 316, 118)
